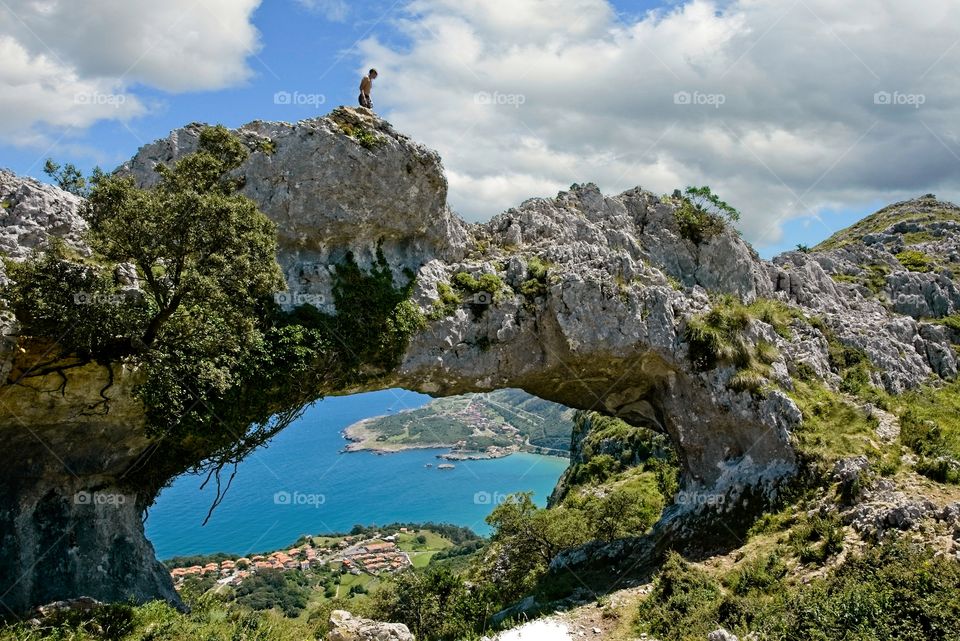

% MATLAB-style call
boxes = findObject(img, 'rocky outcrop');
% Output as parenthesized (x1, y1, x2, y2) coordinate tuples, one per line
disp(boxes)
(0, 170, 88, 262)
(327, 610, 413, 641)
(1, 107, 959, 612)
(770, 196, 960, 391)
(119, 108, 470, 305)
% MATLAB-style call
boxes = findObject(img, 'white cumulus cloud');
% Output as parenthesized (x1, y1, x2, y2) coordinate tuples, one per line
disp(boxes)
(0, 0, 262, 144)
(360, 0, 960, 247)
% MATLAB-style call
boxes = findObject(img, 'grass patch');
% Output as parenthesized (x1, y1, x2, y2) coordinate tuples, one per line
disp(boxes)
(788, 379, 882, 467)
(896, 380, 960, 483)
(684, 295, 800, 393)
(815, 202, 960, 252)
(787, 513, 845, 564)
(833, 264, 893, 298)
(901, 230, 936, 245)
(931, 315, 960, 339)
(896, 249, 936, 273)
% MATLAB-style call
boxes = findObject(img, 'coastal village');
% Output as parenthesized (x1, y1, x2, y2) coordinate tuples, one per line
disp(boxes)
(342, 390, 571, 460)
(168, 529, 416, 588)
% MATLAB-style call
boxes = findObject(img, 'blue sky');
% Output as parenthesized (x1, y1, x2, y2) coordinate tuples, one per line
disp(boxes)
(0, 0, 666, 175)
(0, 1, 407, 176)
(2, 0, 958, 256)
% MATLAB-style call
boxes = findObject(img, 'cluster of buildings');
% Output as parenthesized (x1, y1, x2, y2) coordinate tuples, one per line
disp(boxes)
(169, 533, 413, 588)
(458, 405, 519, 438)
(338, 539, 411, 574)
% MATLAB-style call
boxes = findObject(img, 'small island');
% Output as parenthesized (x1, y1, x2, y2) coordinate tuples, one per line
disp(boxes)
(342, 389, 573, 460)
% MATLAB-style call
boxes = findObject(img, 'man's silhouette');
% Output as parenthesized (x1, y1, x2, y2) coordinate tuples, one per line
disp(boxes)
(359, 68, 378, 109)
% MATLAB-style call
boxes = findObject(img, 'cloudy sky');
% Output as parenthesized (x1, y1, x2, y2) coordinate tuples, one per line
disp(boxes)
(1, 0, 959, 255)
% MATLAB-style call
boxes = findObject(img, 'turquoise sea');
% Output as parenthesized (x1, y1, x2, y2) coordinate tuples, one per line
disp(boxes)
(145, 389, 570, 559)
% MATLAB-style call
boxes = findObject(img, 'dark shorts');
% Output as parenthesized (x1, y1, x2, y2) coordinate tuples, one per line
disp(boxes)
(358, 93, 372, 109)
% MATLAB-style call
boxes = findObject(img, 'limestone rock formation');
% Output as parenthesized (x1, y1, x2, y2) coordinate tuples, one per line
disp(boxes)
(119, 107, 470, 311)
(327, 610, 414, 641)
(0, 170, 88, 262)
(0, 107, 958, 612)
(770, 196, 960, 390)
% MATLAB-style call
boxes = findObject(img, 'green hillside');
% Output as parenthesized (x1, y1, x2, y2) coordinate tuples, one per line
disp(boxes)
(343, 389, 574, 455)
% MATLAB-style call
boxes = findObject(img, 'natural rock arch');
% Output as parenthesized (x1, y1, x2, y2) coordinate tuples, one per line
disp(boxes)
(0, 108, 955, 614)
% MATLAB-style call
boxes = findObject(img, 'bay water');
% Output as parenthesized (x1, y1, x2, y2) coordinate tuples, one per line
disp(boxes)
(145, 389, 569, 559)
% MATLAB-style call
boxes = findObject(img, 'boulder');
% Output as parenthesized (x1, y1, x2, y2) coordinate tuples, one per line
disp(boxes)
(328, 610, 414, 641)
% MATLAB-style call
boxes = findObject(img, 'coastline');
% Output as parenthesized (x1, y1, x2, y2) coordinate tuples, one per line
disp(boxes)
(341, 417, 569, 461)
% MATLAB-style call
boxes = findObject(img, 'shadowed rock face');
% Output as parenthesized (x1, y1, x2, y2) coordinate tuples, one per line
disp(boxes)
(0, 108, 957, 613)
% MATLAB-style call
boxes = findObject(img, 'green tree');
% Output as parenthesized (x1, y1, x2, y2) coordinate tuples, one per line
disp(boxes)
(85, 125, 283, 349)
(373, 567, 494, 640)
(673, 186, 741, 243)
(43, 159, 88, 196)
(483, 493, 589, 600)
(576, 485, 662, 541)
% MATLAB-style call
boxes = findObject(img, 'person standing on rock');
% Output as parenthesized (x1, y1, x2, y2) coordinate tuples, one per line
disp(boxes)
(359, 69, 378, 109)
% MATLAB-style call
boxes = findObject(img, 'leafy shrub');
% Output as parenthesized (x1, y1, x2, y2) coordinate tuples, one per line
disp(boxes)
(483, 493, 591, 600)
(673, 186, 741, 243)
(428, 282, 463, 319)
(519, 256, 551, 299)
(634, 539, 960, 641)
(635, 553, 723, 640)
(788, 513, 844, 564)
(896, 249, 935, 273)
(371, 567, 498, 641)
(231, 569, 309, 618)
(256, 138, 277, 155)
(452, 271, 503, 296)
(429, 539, 485, 562)
(726, 553, 787, 595)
